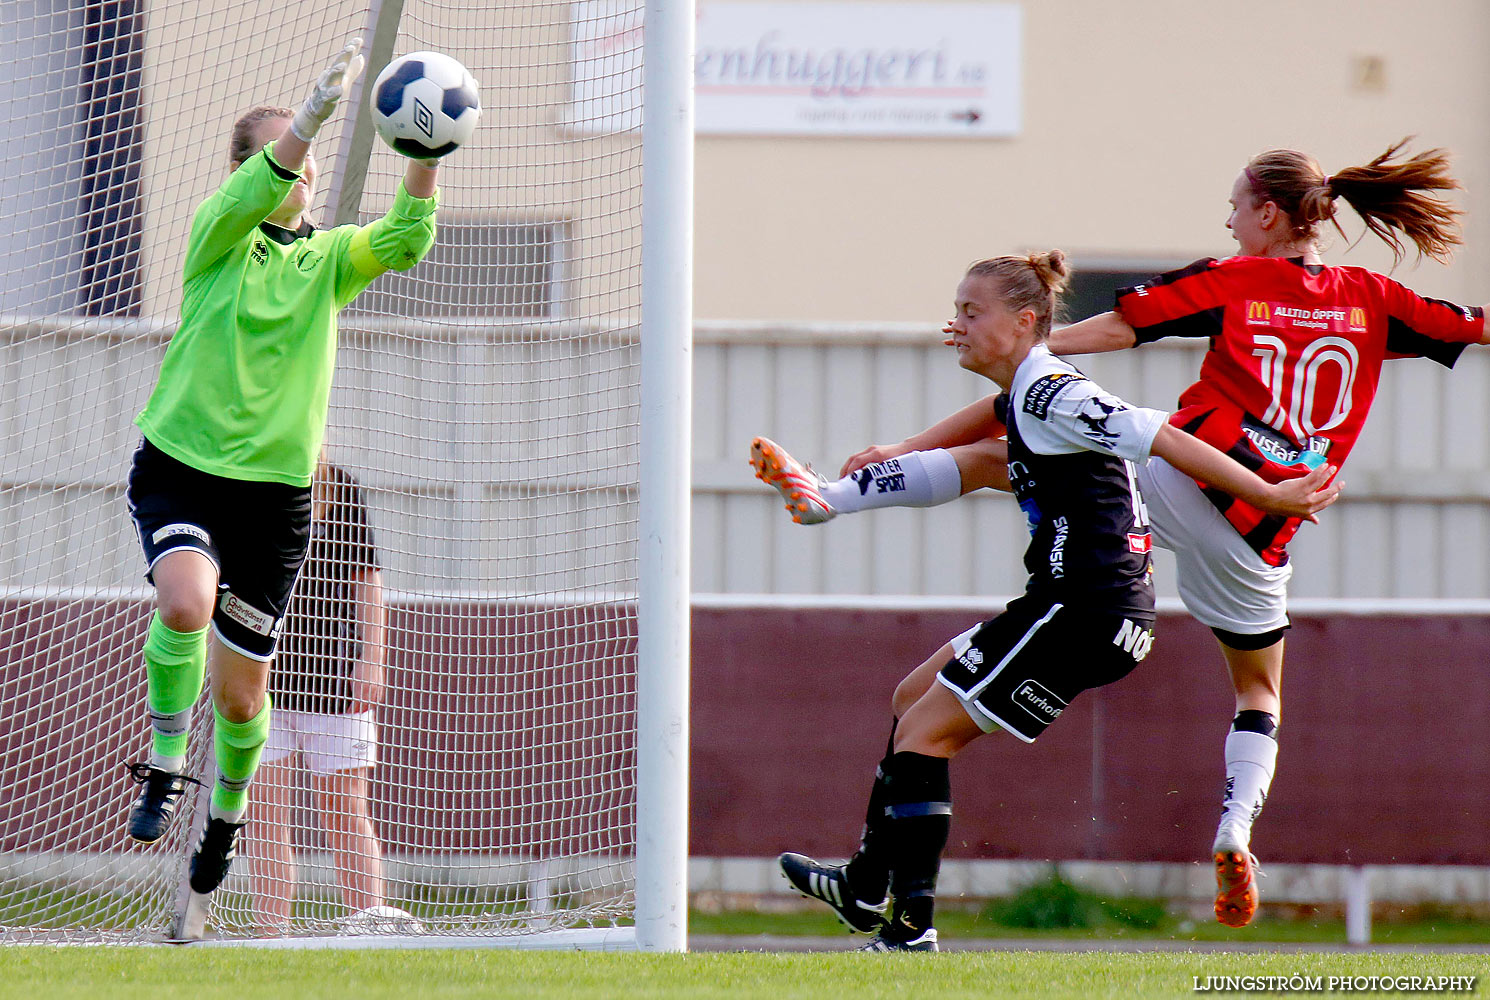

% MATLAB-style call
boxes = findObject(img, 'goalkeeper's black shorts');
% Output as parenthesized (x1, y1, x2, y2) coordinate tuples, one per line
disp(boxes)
(126, 436, 312, 661)
(936, 594, 1155, 743)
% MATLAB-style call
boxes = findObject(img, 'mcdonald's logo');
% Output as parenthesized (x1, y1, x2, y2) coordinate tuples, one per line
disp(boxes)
(1246, 300, 1271, 324)
(1349, 306, 1367, 329)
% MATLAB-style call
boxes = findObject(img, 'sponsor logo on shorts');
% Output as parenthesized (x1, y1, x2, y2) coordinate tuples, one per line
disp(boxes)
(957, 645, 984, 669)
(1022, 373, 1083, 420)
(152, 522, 212, 546)
(1113, 618, 1154, 661)
(219, 592, 275, 637)
(1012, 679, 1066, 724)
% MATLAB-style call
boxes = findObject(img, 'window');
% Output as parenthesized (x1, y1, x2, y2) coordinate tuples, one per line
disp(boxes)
(1060, 259, 1188, 324)
(352, 219, 568, 319)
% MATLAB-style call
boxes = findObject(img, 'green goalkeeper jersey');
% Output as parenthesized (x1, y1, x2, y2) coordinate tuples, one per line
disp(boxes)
(135, 140, 437, 487)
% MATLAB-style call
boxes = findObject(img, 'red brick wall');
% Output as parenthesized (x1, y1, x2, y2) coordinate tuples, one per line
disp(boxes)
(690, 606, 1490, 866)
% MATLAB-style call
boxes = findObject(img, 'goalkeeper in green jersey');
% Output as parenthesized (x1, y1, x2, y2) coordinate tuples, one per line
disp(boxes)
(123, 38, 440, 897)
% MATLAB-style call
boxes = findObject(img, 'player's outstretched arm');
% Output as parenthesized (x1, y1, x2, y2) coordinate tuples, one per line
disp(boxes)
(1047, 311, 1137, 356)
(278, 37, 367, 171)
(1150, 424, 1341, 522)
(839, 395, 1005, 478)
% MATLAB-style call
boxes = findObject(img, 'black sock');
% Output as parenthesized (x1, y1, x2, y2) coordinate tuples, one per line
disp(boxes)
(844, 718, 897, 901)
(882, 751, 951, 936)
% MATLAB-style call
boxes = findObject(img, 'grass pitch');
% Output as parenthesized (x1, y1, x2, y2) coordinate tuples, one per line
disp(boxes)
(3, 948, 1485, 1000)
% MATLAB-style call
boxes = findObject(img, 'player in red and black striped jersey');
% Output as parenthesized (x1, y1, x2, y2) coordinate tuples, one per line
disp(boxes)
(1112, 254, 1480, 566)
(760, 140, 1489, 929)
(1051, 142, 1489, 928)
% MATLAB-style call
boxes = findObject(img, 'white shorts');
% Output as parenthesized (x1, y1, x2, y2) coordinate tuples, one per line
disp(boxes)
(1137, 456, 1292, 634)
(262, 708, 377, 775)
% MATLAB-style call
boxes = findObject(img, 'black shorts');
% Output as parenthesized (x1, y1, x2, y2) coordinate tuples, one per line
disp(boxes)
(126, 436, 312, 661)
(936, 594, 1155, 743)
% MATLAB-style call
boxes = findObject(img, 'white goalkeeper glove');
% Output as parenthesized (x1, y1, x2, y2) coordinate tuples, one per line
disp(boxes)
(289, 37, 366, 142)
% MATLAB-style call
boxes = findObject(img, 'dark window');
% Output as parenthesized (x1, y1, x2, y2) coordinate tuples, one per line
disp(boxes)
(78, 0, 145, 317)
(1061, 263, 1184, 324)
(352, 220, 566, 318)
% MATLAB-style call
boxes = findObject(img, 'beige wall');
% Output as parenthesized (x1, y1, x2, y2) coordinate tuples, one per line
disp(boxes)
(695, 0, 1490, 322)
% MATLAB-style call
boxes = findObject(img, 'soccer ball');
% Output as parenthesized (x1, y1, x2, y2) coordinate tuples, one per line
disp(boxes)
(370, 52, 480, 160)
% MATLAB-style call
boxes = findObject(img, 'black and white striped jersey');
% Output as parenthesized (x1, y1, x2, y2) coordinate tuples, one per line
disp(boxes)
(995, 344, 1165, 617)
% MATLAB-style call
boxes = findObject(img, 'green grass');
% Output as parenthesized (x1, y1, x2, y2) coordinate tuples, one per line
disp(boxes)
(692, 907, 1490, 945)
(692, 871, 1490, 946)
(0, 949, 1484, 1000)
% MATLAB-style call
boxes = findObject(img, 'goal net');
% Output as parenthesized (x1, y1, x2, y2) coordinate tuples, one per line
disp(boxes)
(0, 0, 681, 946)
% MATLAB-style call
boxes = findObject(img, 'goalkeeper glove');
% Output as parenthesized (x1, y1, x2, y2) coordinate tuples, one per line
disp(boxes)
(290, 37, 366, 142)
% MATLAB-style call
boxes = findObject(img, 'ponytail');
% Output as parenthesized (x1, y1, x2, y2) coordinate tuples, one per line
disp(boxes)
(1327, 139, 1462, 264)
(1245, 139, 1462, 265)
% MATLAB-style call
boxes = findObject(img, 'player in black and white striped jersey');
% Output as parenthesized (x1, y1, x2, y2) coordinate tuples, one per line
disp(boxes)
(758, 251, 1339, 951)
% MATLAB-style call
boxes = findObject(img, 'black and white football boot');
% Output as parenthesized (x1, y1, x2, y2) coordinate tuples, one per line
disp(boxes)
(189, 816, 247, 894)
(858, 925, 939, 953)
(125, 762, 201, 844)
(778, 852, 889, 934)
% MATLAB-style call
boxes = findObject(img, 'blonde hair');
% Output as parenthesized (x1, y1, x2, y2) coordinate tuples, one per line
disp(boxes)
(1244, 139, 1462, 265)
(964, 250, 1071, 339)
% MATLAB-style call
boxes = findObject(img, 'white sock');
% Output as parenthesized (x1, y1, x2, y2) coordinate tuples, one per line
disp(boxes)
(149, 751, 186, 773)
(819, 449, 962, 514)
(1218, 729, 1278, 840)
(209, 798, 247, 824)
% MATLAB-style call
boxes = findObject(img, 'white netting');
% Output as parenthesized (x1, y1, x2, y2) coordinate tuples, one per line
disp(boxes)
(1, 0, 644, 942)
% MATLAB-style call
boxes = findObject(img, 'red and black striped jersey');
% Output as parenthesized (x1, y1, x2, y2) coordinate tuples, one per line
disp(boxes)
(1116, 255, 1483, 566)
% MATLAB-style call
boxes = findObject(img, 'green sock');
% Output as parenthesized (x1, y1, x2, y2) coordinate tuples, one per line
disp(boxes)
(144, 613, 207, 767)
(211, 696, 272, 822)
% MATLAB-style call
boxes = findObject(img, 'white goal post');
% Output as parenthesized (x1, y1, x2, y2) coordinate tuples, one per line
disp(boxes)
(0, 0, 691, 949)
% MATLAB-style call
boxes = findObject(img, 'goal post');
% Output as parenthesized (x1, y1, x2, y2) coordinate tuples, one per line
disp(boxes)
(635, 0, 693, 955)
(0, 0, 691, 949)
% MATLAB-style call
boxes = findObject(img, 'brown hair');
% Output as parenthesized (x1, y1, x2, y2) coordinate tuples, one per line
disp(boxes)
(228, 105, 294, 166)
(964, 250, 1071, 338)
(1244, 139, 1462, 265)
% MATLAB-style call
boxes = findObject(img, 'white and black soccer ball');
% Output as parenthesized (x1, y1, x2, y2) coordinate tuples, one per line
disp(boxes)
(371, 52, 480, 160)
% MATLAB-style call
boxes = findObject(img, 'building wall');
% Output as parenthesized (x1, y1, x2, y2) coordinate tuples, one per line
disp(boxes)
(691, 603, 1490, 865)
(695, 0, 1490, 322)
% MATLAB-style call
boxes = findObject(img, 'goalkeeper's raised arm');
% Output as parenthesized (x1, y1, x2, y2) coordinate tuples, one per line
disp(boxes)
(123, 36, 443, 910)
